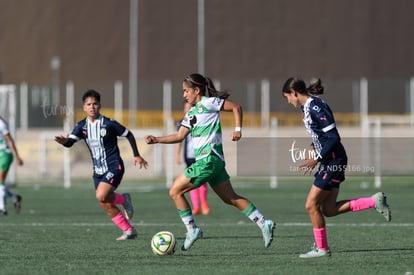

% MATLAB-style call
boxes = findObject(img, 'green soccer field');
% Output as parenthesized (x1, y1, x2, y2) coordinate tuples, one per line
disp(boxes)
(1, 177, 413, 275)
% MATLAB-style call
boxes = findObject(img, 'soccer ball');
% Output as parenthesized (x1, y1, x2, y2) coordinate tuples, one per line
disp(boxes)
(151, 231, 176, 255)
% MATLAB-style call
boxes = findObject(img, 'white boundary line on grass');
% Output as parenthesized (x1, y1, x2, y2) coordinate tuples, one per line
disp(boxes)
(0, 222, 412, 227)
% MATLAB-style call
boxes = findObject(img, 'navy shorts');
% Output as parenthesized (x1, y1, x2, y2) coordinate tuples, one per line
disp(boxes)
(93, 163, 125, 189)
(313, 158, 347, 191)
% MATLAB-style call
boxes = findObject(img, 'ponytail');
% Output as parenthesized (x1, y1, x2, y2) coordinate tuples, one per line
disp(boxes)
(184, 73, 230, 99)
(205, 77, 230, 99)
(307, 78, 324, 95)
(282, 77, 324, 96)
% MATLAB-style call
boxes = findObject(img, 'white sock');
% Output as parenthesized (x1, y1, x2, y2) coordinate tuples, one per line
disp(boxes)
(248, 209, 266, 230)
(181, 215, 196, 234)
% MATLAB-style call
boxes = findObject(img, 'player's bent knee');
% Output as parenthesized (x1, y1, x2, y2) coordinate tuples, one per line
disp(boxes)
(305, 204, 320, 215)
(96, 194, 105, 202)
(168, 188, 181, 201)
(322, 209, 338, 217)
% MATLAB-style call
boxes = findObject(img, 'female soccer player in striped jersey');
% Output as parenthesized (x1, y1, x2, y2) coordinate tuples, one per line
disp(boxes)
(145, 73, 275, 251)
(55, 90, 148, 240)
(282, 77, 391, 258)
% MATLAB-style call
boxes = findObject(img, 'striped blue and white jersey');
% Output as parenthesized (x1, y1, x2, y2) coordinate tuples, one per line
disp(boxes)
(69, 115, 128, 175)
(302, 96, 347, 162)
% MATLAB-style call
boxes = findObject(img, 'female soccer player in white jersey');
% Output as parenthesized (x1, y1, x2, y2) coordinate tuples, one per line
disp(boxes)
(145, 73, 275, 251)
(282, 77, 391, 258)
(0, 116, 23, 215)
(55, 90, 148, 240)
(176, 102, 210, 216)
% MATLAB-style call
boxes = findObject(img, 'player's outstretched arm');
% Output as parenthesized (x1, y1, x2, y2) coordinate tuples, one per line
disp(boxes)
(54, 135, 69, 145)
(145, 126, 190, 145)
(125, 131, 148, 169)
(54, 134, 76, 147)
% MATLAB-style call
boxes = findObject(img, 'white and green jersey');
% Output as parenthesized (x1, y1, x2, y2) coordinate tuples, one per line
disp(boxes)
(181, 96, 225, 161)
(0, 117, 11, 154)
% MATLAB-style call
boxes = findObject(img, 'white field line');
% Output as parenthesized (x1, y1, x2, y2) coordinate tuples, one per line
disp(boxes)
(0, 222, 412, 227)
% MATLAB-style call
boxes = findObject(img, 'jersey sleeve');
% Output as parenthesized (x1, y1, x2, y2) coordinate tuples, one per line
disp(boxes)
(0, 118, 10, 136)
(310, 101, 336, 133)
(68, 120, 85, 141)
(207, 97, 225, 112)
(310, 100, 340, 159)
(110, 119, 129, 137)
(181, 113, 191, 129)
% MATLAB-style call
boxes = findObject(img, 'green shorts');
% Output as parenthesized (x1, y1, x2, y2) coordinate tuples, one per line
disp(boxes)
(0, 151, 13, 171)
(183, 154, 230, 188)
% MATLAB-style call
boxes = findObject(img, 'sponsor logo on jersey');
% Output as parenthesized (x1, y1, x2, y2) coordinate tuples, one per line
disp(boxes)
(312, 105, 321, 112)
(105, 171, 114, 181)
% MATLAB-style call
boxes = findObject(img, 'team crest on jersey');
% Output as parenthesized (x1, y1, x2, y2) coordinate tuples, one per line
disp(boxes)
(100, 128, 107, 137)
(197, 107, 203, 113)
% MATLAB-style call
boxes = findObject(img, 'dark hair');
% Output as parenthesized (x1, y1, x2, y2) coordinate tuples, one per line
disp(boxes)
(282, 77, 324, 96)
(183, 73, 230, 99)
(82, 89, 101, 103)
(307, 78, 324, 95)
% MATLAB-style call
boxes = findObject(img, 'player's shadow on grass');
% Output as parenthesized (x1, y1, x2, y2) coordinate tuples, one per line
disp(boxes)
(177, 234, 306, 241)
(176, 235, 260, 241)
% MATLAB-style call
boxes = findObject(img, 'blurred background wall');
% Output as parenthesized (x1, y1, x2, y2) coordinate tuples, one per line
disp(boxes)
(1, 0, 413, 124)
